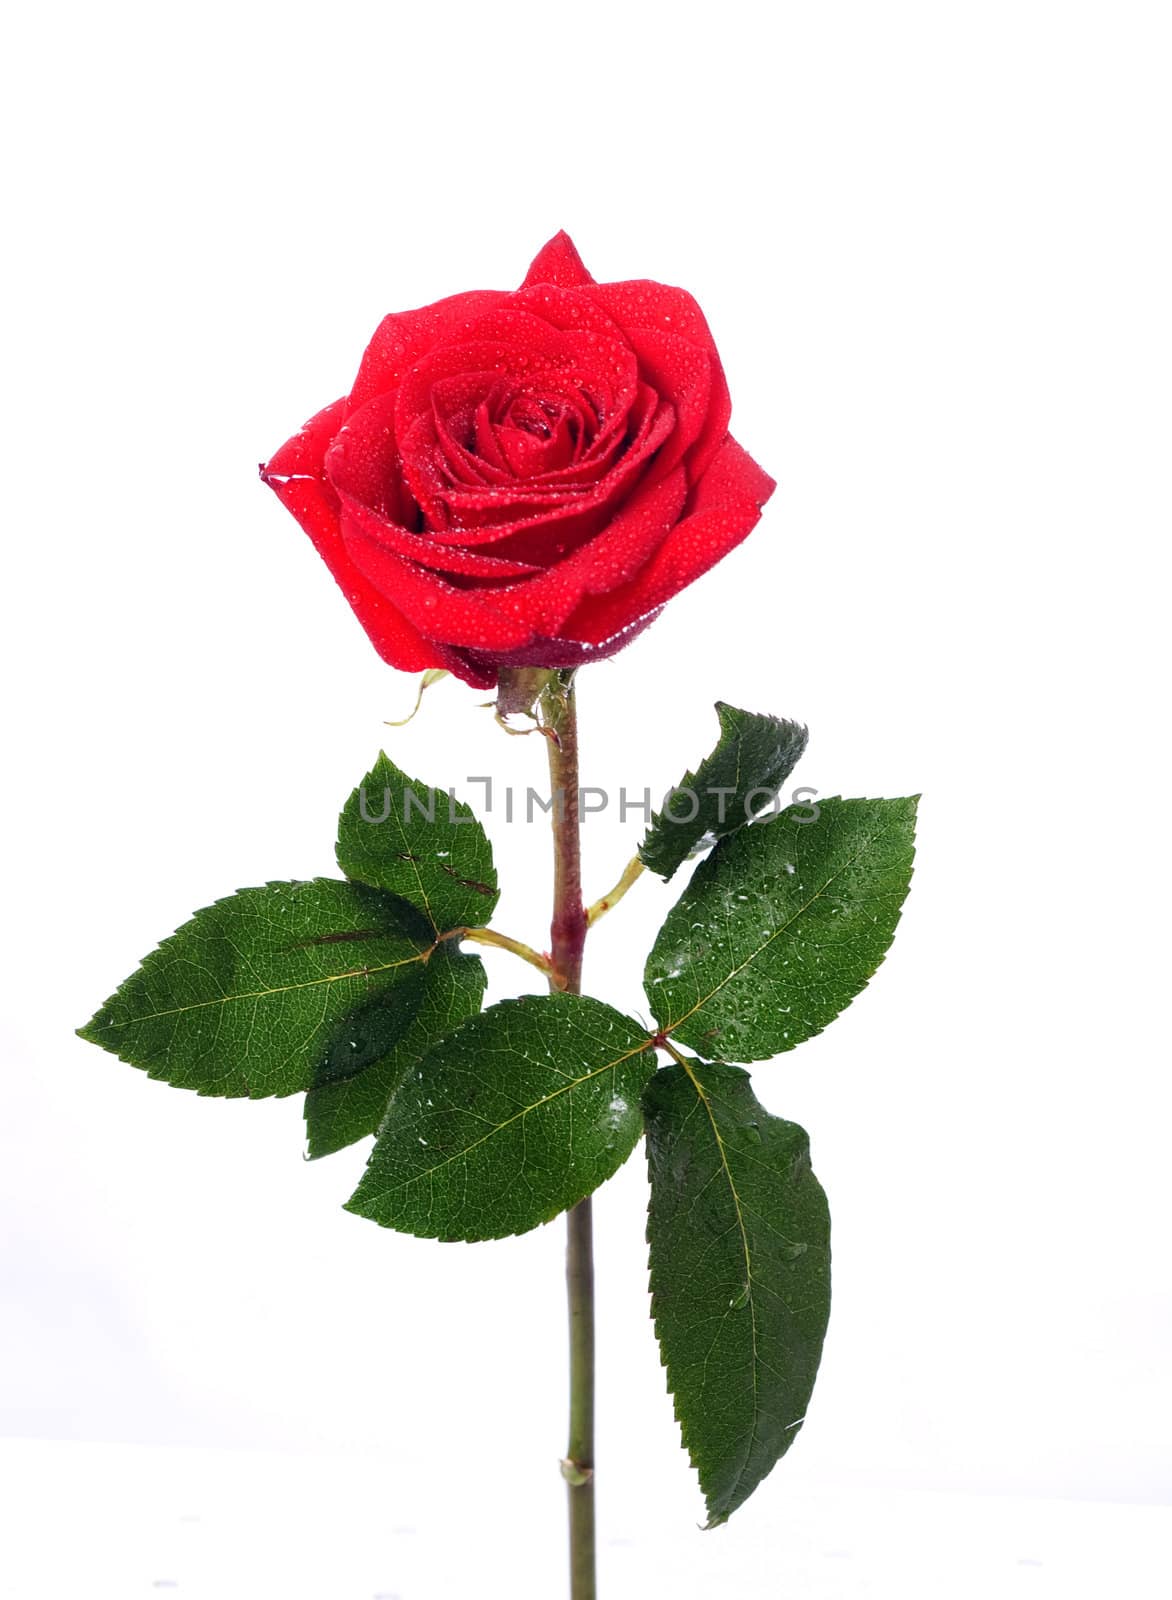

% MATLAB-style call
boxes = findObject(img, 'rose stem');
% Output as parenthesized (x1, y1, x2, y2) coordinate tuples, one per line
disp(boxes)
(540, 668, 596, 1600)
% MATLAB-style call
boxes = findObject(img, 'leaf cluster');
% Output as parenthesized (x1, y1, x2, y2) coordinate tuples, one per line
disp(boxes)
(80, 705, 916, 1522)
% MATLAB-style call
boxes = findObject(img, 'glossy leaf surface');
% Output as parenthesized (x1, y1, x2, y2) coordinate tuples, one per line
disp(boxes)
(347, 994, 655, 1240)
(646, 797, 917, 1061)
(80, 879, 432, 1098)
(645, 1058, 830, 1524)
(640, 702, 808, 880)
(304, 944, 488, 1158)
(337, 751, 498, 933)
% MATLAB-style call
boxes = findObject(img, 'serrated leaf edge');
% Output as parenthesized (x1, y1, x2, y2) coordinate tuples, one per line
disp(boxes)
(640, 703, 809, 881)
(78, 879, 435, 1039)
(76, 878, 439, 1103)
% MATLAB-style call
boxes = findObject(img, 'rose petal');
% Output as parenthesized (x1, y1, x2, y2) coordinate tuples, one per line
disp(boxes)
(438, 378, 641, 496)
(261, 398, 346, 479)
(423, 394, 675, 549)
(395, 319, 634, 434)
(347, 290, 507, 412)
(585, 279, 721, 356)
(338, 542, 536, 652)
(621, 327, 714, 484)
(557, 437, 775, 644)
(435, 385, 596, 487)
(502, 466, 689, 634)
(586, 282, 733, 484)
(338, 494, 542, 580)
(324, 392, 417, 526)
(684, 430, 777, 515)
(520, 231, 596, 290)
(260, 404, 450, 675)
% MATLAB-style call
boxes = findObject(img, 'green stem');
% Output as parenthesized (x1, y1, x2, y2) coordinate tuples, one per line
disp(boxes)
(444, 924, 562, 986)
(585, 855, 646, 928)
(541, 670, 596, 1600)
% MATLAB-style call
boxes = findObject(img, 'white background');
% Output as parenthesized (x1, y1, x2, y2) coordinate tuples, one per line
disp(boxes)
(2, 2, 1169, 1595)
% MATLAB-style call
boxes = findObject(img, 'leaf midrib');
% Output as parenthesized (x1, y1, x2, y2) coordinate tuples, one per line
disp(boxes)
(93, 949, 433, 1028)
(677, 1057, 760, 1515)
(367, 1037, 654, 1196)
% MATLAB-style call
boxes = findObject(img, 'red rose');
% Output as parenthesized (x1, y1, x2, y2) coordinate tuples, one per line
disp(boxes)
(261, 233, 775, 690)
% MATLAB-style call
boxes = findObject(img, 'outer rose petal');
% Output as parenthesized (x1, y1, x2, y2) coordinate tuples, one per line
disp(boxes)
(621, 327, 714, 485)
(557, 437, 776, 645)
(520, 231, 596, 289)
(339, 540, 536, 652)
(347, 290, 507, 412)
(337, 494, 542, 580)
(585, 279, 721, 358)
(502, 467, 689, 634)
(262, 397, 347, 478)
(585, 281, 733, 484)
(322, 392, 416, 526)
(261, 402, 447, 675)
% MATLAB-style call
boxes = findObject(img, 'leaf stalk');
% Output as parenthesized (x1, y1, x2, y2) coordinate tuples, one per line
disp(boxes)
(585, 856, 646, 927)
(447, 925, 562, 986)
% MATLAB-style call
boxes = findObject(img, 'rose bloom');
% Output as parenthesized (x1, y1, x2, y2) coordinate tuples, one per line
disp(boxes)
(261, 233, 774, 689)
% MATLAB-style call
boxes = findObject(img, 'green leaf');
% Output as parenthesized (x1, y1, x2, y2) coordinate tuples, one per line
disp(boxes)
(337, 751, 499, 933)
(644, 1058, 831, 1525)
(304, 944, 487, 1159)
(646, 796, 917, 1062)
(79, 879, 434, 1099)
(640, 702, 808, 880)
(346, 994, 655, 1241)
